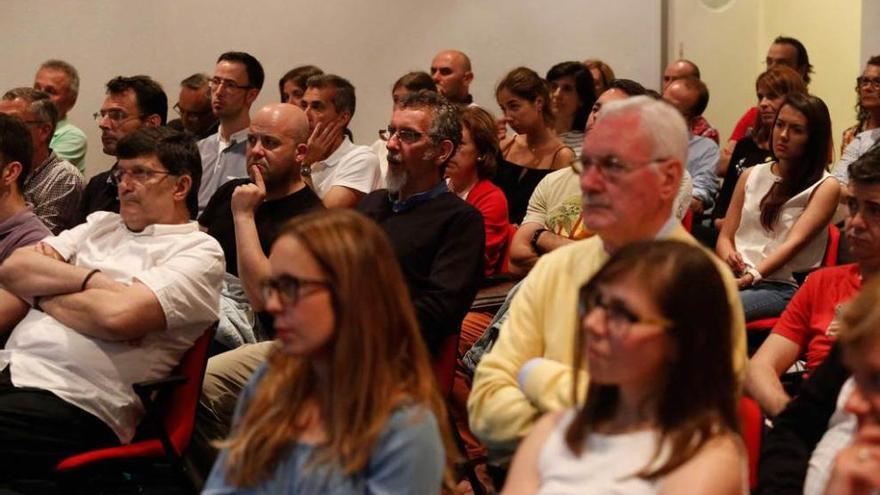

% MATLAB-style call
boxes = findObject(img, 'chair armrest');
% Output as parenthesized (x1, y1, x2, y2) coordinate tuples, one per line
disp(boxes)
(133, 374, 187, 405)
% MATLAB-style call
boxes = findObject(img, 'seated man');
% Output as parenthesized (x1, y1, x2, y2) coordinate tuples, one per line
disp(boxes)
(746, 145, 880, 417)
(468, 96, 746, 458)
(0, 127, 223, 480)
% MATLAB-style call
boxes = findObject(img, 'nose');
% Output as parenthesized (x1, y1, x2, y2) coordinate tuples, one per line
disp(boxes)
(583, 307, 608, 338)
(552, 86, 562, 100)
(264, 288, 282, 314)
(385, 132, 401, 152)
(97, 114, 112, 130)
(779, 126, 789, 141)
(579, 162, 606, 194)
(431, 72, 442, 84)
(846, 383, 871, 417)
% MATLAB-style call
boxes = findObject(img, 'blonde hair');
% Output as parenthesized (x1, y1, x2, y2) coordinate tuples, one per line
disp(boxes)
(219, 209, 454, 487)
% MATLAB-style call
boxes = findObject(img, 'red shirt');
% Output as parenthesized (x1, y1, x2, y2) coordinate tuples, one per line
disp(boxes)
(729, 107, 759, 142)
(773, 264, 861, 371)
(466, 179, 511, 277)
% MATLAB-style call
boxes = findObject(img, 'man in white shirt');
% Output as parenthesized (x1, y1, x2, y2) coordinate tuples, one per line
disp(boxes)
(301, 74, 380, 208)
(197, 51, 264, 215)
(0, 126, 224, 481)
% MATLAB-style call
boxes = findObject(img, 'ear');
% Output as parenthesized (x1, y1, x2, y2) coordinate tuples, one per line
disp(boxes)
(339, 111, 353, 128)
(534, 95, 545, 112)
(435, 139, 456, 165)
(463, 70, 474, 87)
(1, 161, 22, 187)
(655, 158, 684, 201)
(143, 114, 162, 128)
(173, 174, 192, 203)
(245, 88, 260, 107)
(294, 142, 309, 166)
(36, 122, 54, 144)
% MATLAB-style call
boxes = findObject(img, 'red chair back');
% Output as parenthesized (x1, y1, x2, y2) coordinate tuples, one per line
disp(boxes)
(682, 208, 694, 232)
(821, 224, 841, 267)
(432, 332, 459, 397)
(496, 224, 518, 275)
(738, 396, 762, 490)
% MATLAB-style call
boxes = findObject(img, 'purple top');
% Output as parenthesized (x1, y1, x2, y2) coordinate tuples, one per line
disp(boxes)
(0, 206, 51, 262)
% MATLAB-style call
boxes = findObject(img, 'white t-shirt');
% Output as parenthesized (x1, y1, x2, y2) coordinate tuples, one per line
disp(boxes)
(0, 212, 224, 443)
(309, 137, 381, 198)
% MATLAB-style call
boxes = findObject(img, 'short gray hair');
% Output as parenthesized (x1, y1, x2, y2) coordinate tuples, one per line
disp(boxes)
(180, 73, 209, 90)
(397, 91, 462, 149)
(596, 95, 688, 166)
(2, 87, 59, 133)
(38, 59, 80, 100)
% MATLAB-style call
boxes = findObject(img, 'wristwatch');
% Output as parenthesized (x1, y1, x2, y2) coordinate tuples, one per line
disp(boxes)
(530, 228, 548, 255)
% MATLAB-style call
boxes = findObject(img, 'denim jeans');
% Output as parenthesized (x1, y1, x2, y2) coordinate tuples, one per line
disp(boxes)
(739, 281, 798, 320)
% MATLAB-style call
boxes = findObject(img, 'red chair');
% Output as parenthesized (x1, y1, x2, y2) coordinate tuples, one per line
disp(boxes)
(55, 324, 217, 490)
(433, 332, 459, 396)
(682, 208, 694, 232)
(495, 223, 518, 276)
(738, 396, 763, 491)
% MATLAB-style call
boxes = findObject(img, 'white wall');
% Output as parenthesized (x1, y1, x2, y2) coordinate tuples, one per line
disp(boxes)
(0, 0, 662, 179)
(863, 0, 880, 63)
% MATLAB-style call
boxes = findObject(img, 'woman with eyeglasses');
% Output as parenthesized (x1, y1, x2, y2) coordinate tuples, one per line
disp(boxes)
(203, 209, 452, 494)
(840, 56, 880, 155)
(716, 93, 840, 321)
(503, 240, 745, 494)
(494, 67, 576, 224)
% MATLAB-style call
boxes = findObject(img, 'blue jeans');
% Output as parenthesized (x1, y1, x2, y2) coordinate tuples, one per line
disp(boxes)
(739, 281, 798, 321)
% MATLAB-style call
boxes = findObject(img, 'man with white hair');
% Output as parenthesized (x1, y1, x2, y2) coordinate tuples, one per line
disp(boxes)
(468, 96, 747, 456)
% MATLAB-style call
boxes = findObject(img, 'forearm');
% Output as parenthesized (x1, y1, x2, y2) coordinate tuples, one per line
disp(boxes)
(233, 213, 271, 311)
(538, 231, 573, 252)
(0, 248, 89, 298)
(745, 363, 792, 417)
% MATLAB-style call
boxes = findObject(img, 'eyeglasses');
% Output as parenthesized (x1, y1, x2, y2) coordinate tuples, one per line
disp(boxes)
(857, 76, 880, 90)
(579, 287, 671, 340)
(173, 103, 213, 119)
(208, 77, 251, 92)
(110, 166, 176, 185)
(379, 126, 428, 144)
(260, 275, 331, 306)
(94, 109, 141, 126)
(570, 155, 666, 182)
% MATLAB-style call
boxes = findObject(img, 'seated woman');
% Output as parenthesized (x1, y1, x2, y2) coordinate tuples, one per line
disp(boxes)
(502, 240, 745, 494)
(583, 59, 615, 99)
(203, 209, 451, 494)
(494, 67, 575, 224)
(717, 93, 840, 321)
(546, 61, 596, 157)
(714, 66, 807, 229)
(447, 105, 511, 278)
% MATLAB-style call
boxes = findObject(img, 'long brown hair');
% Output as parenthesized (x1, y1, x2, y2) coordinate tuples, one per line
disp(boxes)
(760, 93, 831, 230)
(219, 209, 454, 487)
(496, 67, 555, 126)
(566, 241, 738, 479)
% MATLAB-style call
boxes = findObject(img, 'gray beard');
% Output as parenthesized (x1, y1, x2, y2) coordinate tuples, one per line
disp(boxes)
(385, 169, 408, 194)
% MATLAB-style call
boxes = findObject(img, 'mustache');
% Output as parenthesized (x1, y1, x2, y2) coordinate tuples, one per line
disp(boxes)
(387, 152, 403, 164)
(582, 193, 611, 208)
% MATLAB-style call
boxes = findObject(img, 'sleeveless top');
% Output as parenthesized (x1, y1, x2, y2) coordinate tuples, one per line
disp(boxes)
(735, 162, 833, 285)
(537, 409, 665, 495)
(493, 135, 570, 224)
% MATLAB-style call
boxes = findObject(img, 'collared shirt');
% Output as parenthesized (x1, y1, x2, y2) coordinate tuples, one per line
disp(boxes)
(690, 115, 720, 145)
(308, 137, 380, 198)
(50, 118, 87, 174)
(832, 128, 880, 185)
(23, 150, 84, 234)
(197, 128, 250, 215)
(0, 206, 51, 262)
(390, 180, 449, 213)
(0, 211, 224, 443)
(687, 134, 720, 208)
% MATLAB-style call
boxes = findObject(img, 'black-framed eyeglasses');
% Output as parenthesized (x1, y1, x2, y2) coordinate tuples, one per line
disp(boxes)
(578, 286, 671, 340)
(173, 103, 213, 119)
(93, 109, 141, 125)
(260, 274, 331, 306)
(110, 166, 176, 185)
(379, 126, 427, 144)
(857, 77, 880, 90)
(208, 77, 252, 92)
(570, 155, 666, 182)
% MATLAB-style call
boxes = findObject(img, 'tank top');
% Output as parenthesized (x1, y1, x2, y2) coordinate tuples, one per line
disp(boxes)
(492, 135, 570, 224)
(735, 162, 833, 285)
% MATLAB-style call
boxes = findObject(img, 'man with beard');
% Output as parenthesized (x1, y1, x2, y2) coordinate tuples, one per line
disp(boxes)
(357, 90, 484, 355)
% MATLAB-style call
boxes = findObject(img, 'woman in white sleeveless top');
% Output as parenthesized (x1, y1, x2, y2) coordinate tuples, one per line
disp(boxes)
(503, 241, 746, 494)
(717, 93, 840, 320)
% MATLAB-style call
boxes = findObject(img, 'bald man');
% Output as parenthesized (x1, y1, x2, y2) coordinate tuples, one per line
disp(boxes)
(430, 49, 475, 105)
(199, 103, 324, 351)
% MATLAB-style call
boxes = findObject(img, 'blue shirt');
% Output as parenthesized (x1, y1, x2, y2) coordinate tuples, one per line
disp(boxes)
(203, 364, 445, 494)
(687, 134, 720, 208)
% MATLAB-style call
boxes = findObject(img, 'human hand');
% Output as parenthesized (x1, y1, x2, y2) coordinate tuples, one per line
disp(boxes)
(496, 117, 508, 142)
(689, 197, 705, 215)
(736, 273, 755, 289)
(725, 250, 746, 274)
(823, 425, 880, 495)
(304, 118, 345, 165)
(231, 167, 266, 217)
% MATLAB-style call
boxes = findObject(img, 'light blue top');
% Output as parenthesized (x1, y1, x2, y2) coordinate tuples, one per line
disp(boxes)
(832, 128, 880, 185)
(687, 134, 720, 209)
(202, 364, 445, 494)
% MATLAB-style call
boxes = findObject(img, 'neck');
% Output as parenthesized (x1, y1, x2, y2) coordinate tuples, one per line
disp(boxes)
(867, 109, 880, 130)
(399, 176, 442, 202)
(860, 260, 880, 280)
(775, 159, 792, 176)
(0, 191, 27, 223)
(449, 174, 479, 197)
(600, 211, 671, 254)
(31, 147, 50, 173)
(219, 113, 250, 141)
(554, 114, 575, 135)
(608, 382, 657, 432)
(265, 177, 306, 202)
(524, 124, 554, 147)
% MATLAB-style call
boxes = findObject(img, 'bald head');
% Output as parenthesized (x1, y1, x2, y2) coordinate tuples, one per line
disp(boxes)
(662, 59, 700, 90)
(430, 49, 474, 104)
(247, 103, 310, 196)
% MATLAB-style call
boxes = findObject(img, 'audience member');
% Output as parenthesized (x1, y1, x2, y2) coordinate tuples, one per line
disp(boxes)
(301, 74, 380, 208)
(494, 67, 575, 224)
(168, 73, 218, 140)
(198, 51, 263, 214)
(199, 103, 324, 351)
(833, 55, 880, 185)
(468, 96, 746, 459)
(746, 145, 880, 416)
(717, 93, 840, 321)
(0, 88, 83, 234)
(79, 75, 167, 222)
(714, 67, 807, 228)
(278, 65, 323, 108)
(33, 60, 87, 173)
(430, 49, 475, 106)
(662, 77, 720, 214)
(662, 60, 720, 144)
(446, 105, 510, 278)
(0, 114, 51, 262)
(0, 127, 223, 481)
(360, 90, 484, 354)
(662, 58, 700, 89)
(583, 59, 615, 98)
(369, 71, 437, 185)
(203, 209, 451, 493)
(503, 241, 744, 494)
(546, 61, 596, 157)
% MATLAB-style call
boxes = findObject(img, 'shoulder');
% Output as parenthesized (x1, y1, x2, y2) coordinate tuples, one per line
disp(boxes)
(662, 432, 745, 494)
(356, 189, 390, 213)
(534, 236, 605, 275)
(373, 402, 443, 456)
(341, 142, 379, 162)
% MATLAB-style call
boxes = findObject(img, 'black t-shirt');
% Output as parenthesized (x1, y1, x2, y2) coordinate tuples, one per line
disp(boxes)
(78, 167, 119, 225)
(714, 137, 773, 221)
(199, 179, 323, 276)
